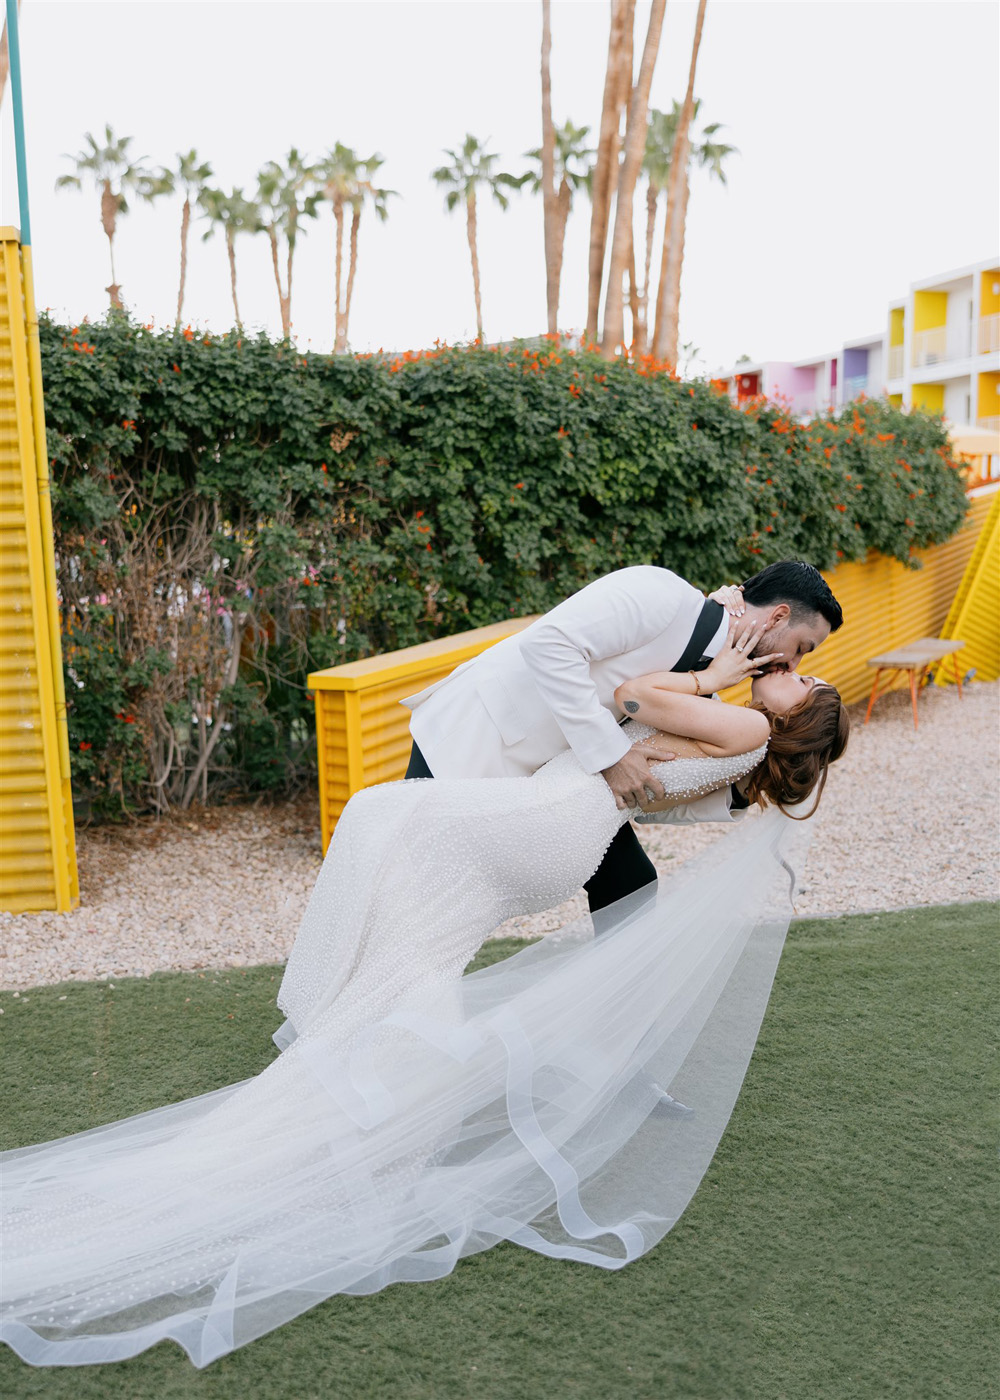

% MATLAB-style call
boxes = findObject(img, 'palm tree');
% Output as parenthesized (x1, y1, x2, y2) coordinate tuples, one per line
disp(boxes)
(652, 0, 708, 363)
(255, 149, 321, 341)
(318, 145, 396, 352)
(586, 0, 634, 342)
(340, 157, 395, 353)
(155, 150, 214, 324)
(55, 125, 151, 309)
(601, 0, 667, 360)
(317, 143, 361, 352)
(539, 0, 558, 335)
(521, 122, 594, 333)
(663, 118, 737, 359)
(637, 102, 737, 358)
(198, 186, 261, 330)
(432, 135, 519, 342)
(634, 105, 676, 355)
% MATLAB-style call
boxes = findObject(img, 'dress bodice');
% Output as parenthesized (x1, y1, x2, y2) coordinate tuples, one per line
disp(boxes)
(620, 718, 767, 806)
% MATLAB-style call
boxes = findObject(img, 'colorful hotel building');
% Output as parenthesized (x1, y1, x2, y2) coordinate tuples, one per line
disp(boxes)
(715, 257, 1000, 437)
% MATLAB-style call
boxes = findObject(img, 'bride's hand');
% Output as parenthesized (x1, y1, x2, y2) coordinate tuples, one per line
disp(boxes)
(708, 583, 745, 617)
(702, 617, 781, 693)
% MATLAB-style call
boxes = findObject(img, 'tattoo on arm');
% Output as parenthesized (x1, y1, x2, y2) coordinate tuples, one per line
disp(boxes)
(623, 700, 640, 714)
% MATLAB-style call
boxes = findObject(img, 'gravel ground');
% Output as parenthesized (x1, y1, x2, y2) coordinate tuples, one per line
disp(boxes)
(3, 681, 997, 990)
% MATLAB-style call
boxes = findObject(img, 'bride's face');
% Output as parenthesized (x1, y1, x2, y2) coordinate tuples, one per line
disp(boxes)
(751, 670, 825, 714)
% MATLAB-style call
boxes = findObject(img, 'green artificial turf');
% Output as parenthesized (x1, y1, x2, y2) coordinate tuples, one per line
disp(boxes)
(1, 904, 996, 1400)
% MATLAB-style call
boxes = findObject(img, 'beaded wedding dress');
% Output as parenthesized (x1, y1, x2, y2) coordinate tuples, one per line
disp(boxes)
(1, 724, 808, 1369)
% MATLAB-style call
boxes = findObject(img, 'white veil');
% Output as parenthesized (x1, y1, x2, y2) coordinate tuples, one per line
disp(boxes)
(1, 802, 811, 1369)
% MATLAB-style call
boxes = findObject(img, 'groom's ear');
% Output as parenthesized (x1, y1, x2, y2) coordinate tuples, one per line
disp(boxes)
(767, 603, 791, 627)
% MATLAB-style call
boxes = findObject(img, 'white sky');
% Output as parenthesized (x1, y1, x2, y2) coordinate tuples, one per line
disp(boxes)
(3, 0, 998, 373)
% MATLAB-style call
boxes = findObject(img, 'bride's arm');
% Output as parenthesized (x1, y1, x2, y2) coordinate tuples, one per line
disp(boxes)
(616, 682, 769, 758)
(614, 617, 772, 758)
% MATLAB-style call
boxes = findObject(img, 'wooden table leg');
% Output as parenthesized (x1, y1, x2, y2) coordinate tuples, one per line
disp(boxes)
(952, 652, 964, 698)
(864, 670, 883, 725)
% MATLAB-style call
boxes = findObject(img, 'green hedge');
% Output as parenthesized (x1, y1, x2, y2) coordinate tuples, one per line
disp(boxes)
(41, 315, 969, 816)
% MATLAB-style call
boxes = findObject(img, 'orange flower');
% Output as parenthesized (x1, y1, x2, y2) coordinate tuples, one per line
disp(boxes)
(183, 326, 195, 341)
(78, 741, 92, 751)
(415, 510, 425, 518)
(877, 432, 895, 442)
(173, 363, 181, 373)
(514, 482, 524, 489)
(835, 503, 847, 512)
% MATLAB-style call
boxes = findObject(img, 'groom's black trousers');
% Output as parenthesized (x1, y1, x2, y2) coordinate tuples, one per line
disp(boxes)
(404, 741, 657, 924)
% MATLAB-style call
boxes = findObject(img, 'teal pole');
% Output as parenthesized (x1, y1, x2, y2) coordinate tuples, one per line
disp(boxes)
(5, 0, 31, 244)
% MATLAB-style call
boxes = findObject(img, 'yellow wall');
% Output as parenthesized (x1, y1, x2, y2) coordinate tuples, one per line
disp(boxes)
(720, 487, 996, 708)
(980, 269, 1000, 317)
(0, 232, 78, 913)
(935, 489, 999, 684)
(977, 371, 999, 417)
(889, 306, 905, 346)
(889, 392, 903, 409)
(913, 289, 948, 332)
(912, 381, 944, 413)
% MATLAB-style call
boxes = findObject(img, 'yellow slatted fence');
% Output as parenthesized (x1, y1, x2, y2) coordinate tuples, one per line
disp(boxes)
(934, 486, 1000, 685)
(0, 228, 77, 913)
(718, 487, 997, 708)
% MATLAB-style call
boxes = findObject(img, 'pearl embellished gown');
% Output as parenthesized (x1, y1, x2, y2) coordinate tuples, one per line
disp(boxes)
(2, 722, 793, 1371)
(274, 721, 768, 1051)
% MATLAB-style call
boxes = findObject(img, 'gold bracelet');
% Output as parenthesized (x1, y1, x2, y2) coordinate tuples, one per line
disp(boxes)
(689, 670, 703, 697)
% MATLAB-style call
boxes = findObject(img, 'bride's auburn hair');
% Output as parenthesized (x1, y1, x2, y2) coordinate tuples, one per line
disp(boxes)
(745, 685, 850, 819)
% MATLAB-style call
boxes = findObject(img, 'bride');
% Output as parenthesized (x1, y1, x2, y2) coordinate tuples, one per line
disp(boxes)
(1, 619, 848, 1369)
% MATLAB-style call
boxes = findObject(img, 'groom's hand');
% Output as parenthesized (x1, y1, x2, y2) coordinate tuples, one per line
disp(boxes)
(602, 744, 673, 811)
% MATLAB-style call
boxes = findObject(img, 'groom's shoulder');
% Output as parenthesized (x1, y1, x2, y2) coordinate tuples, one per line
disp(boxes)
(582, 564, 689, 596)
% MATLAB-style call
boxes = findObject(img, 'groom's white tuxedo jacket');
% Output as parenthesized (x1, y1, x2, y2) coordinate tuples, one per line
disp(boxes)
(403, 565, 740, 824)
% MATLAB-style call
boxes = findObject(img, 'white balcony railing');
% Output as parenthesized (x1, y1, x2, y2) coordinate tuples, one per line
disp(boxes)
(979, 314, 1000, 355)
(888, 345, 904, 380)
(911, 327, 948, 366)
(912, 326, 975, 367)
(976, 415, 1000, 434)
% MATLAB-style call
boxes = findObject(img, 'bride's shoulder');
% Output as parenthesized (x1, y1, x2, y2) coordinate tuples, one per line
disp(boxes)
(693, 702, 769, 759)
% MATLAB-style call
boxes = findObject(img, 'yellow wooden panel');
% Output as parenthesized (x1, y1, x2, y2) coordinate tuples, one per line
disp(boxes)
(0, 232, 77, 913)
(935, 487, 1000, 683)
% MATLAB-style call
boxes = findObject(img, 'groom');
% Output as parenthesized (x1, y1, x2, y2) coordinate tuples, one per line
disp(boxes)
(402, 559, 843, 922)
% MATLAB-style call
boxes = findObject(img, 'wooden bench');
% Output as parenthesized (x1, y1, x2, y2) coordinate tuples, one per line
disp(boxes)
(863, 637, 966, 730)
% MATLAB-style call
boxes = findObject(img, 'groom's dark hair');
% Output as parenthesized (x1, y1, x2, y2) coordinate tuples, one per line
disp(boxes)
(741, 560, 843, 632)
